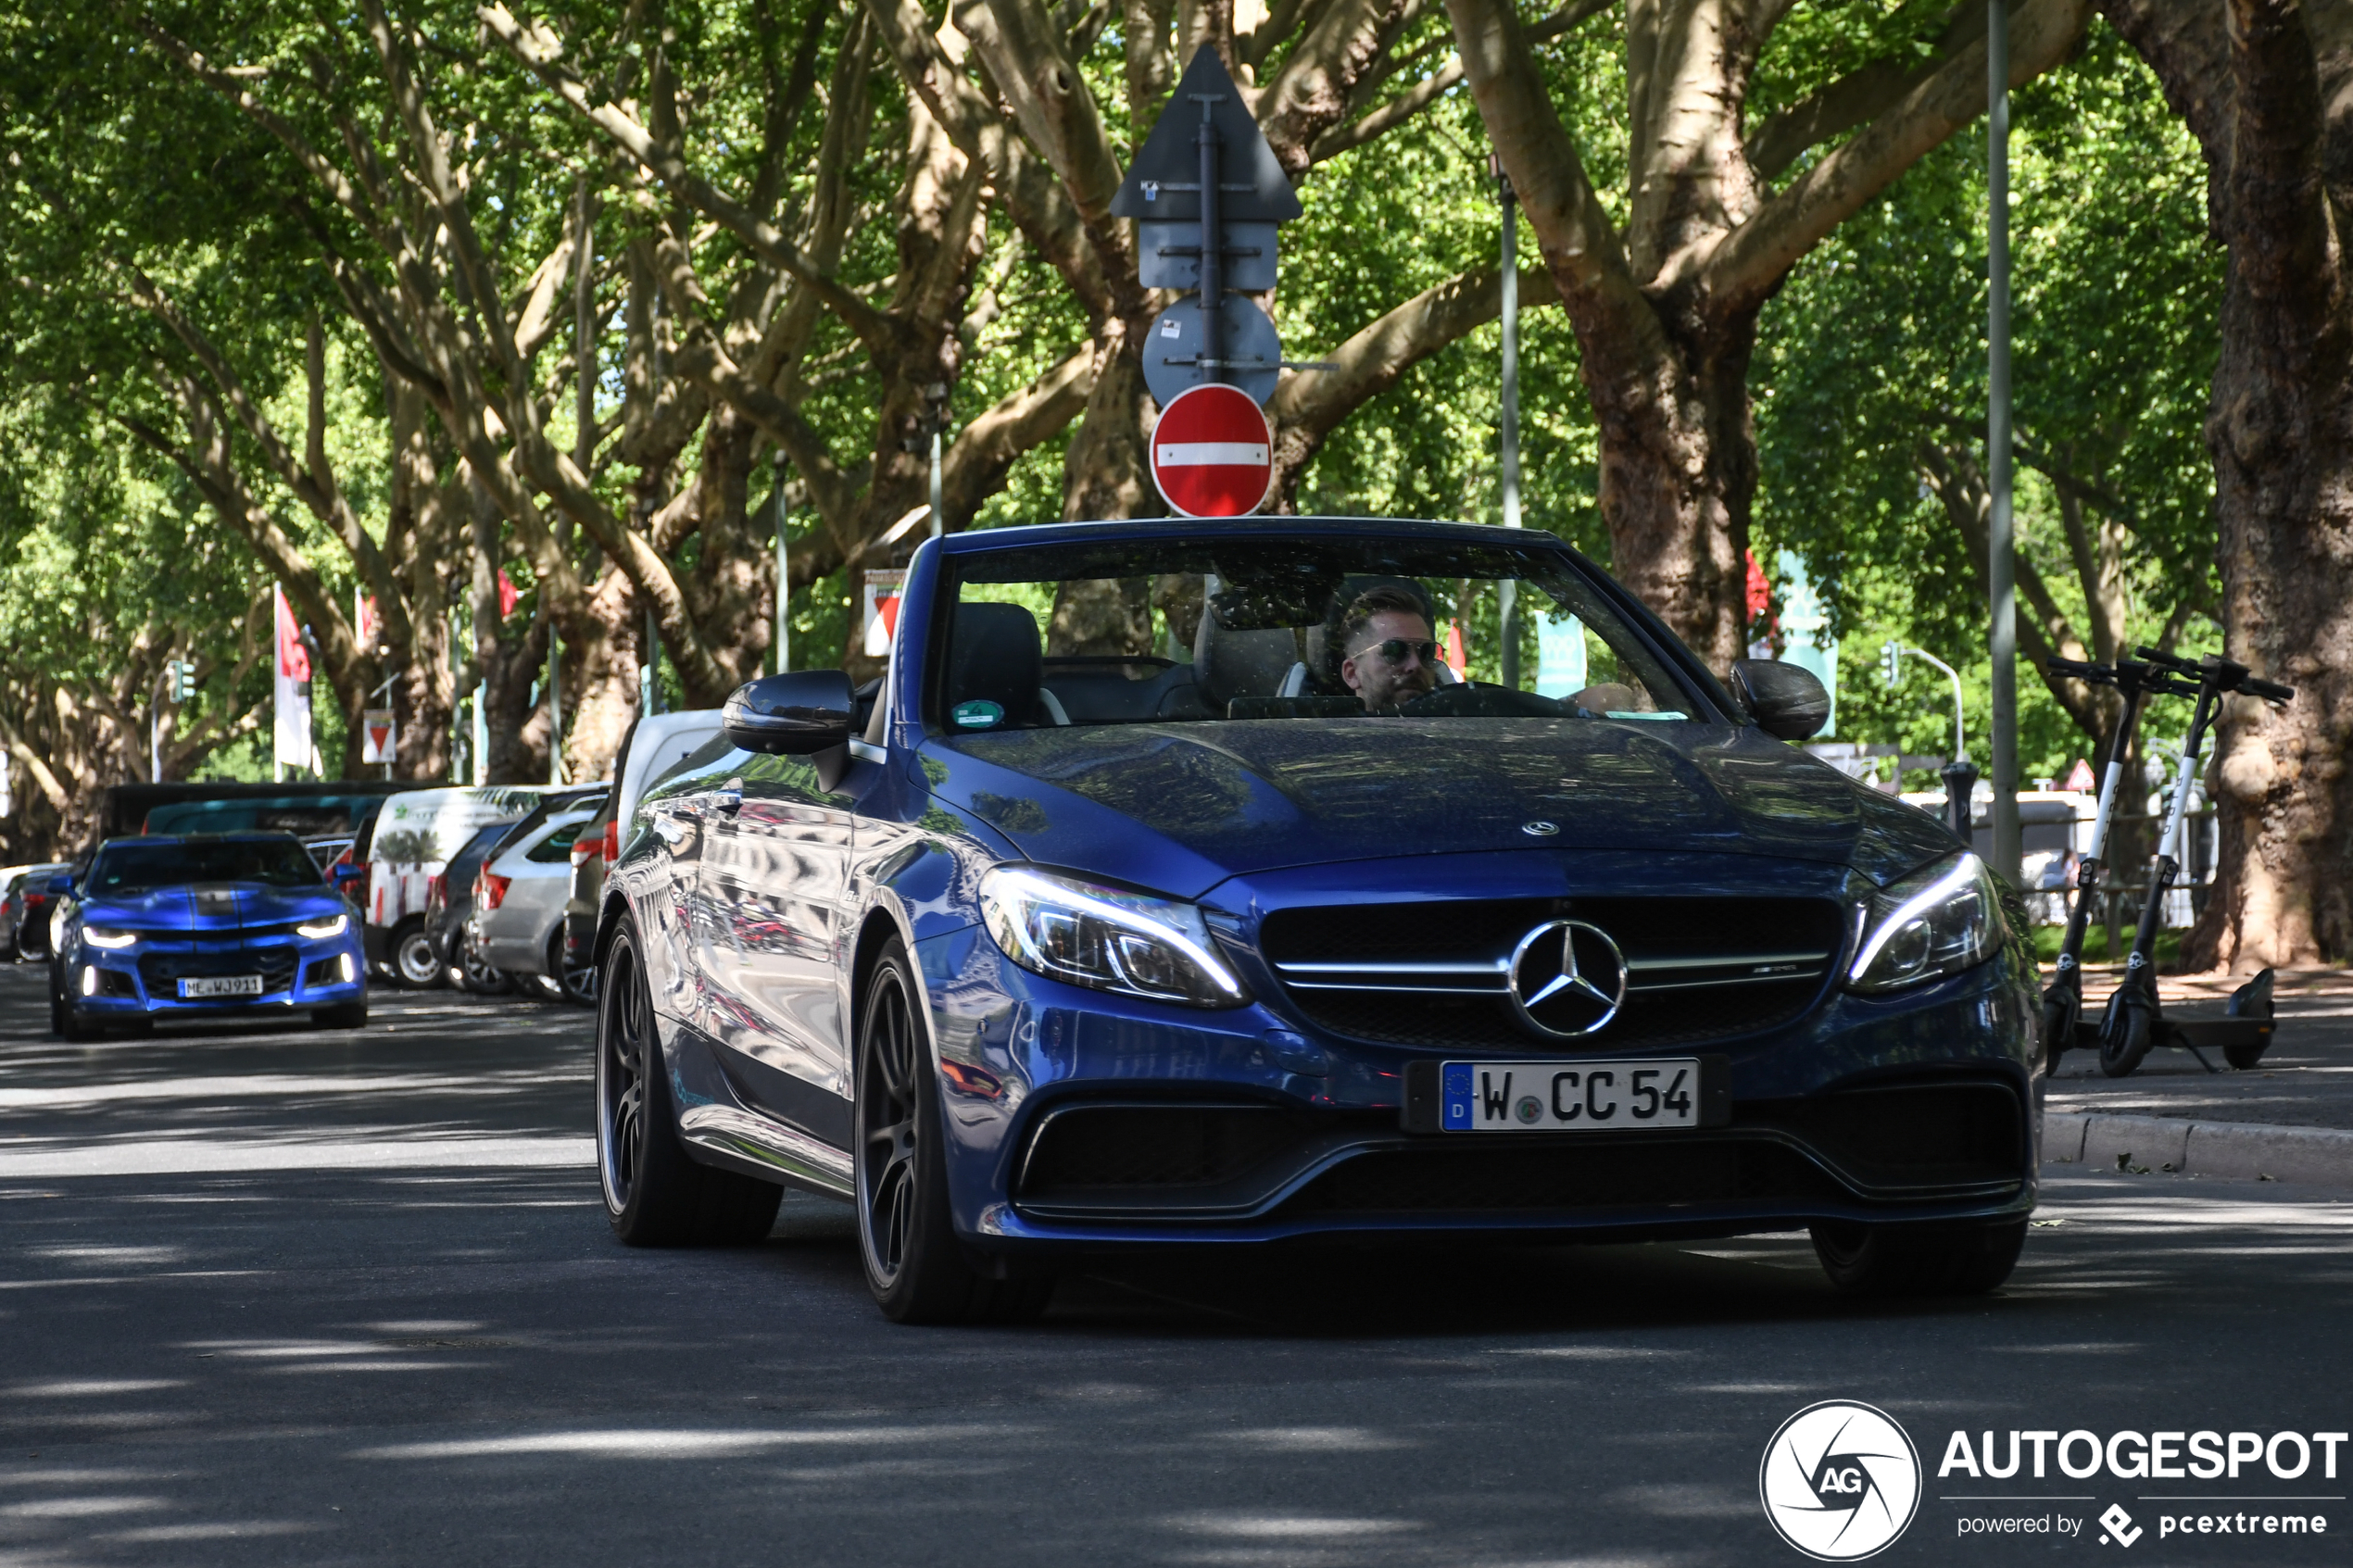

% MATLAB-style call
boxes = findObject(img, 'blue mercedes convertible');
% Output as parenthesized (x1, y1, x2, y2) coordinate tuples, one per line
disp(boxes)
(49, 833, 369, 1038)
(594, 518, 2040, 1322)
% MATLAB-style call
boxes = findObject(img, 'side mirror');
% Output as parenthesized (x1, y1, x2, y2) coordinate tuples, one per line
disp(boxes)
(1729, 659, 1831, 741)
(46, 873, 73, 897)
(723, 671, 857, 755)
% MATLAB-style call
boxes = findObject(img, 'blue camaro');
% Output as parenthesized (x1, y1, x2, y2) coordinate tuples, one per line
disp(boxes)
(49, 833, 369, 1037)
(595, 518, 2040, 1322)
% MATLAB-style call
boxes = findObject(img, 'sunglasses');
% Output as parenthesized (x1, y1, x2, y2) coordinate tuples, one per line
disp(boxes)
(1353, 638, 1441, 665)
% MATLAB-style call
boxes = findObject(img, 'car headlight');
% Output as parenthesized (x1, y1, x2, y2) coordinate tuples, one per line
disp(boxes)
(83, 928, 139, 949)
(296, 913, 350, 939)
(1847, 852, 2006, 995)
(979, 866, 1249, 1008)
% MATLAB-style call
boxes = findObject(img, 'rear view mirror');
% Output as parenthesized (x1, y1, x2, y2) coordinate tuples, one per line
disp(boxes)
(723, 671, 857, 755)
(47, 873, 73, 897)
(1729, 659, 1831, 741)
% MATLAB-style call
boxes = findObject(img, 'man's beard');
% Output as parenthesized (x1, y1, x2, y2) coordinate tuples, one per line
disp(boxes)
(1387, 668, 1435, 703)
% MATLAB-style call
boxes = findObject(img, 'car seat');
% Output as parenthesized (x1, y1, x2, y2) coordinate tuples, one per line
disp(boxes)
(1193, 606, 1309, 714)
(947, 603, 1065, 728)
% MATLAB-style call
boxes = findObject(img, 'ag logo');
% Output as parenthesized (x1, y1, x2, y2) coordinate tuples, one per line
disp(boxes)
(1505, 919, 1627, 1038)
(1759, 1400, 1920, 1561)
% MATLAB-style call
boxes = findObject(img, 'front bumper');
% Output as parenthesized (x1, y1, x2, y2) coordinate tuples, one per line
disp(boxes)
(908, 855, 2042, 1252)
(67, 935, 368, 1018)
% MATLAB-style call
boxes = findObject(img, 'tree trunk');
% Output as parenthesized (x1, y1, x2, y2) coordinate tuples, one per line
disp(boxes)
(2099, 0, 2353, 968)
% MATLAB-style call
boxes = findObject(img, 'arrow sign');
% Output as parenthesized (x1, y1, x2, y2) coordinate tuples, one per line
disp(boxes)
(1151, 383, 1273, 518)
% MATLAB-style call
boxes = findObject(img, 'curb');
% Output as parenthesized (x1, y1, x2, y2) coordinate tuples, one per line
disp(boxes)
(2045, 1110, 2353, 1188)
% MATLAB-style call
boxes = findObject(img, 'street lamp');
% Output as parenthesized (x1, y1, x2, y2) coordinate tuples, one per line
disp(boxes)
(1883, 641, 1975, 840)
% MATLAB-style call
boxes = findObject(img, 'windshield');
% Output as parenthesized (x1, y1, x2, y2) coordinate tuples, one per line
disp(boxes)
(936, 533, 1699, 731)
(89, 838, 323, 893)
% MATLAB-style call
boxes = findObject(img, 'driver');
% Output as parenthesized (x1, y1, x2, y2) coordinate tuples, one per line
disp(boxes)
(1338, 586, 1441, 710)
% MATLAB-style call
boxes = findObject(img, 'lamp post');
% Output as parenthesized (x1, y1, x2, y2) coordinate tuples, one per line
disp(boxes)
(772, 455, 791, 674)
(1881, 640, 1968, 764)
(1493, 152, 1523, 692)
(1986, 0, 2020, 883)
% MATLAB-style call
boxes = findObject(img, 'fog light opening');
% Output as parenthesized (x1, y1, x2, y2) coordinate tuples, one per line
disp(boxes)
(339, 952, 357, 984)
(80, 966, 99, 997)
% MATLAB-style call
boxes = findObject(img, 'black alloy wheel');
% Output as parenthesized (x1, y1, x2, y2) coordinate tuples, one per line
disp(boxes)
(1811, 1216, 2028, 1297)
(854, 937, 1051, 1324)
(49, 966, 95, 1042)
(596, 921, 779, 1246)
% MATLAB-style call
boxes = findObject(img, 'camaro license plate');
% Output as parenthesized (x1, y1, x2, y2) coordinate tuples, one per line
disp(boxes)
(180, 974, 263, 999)
(1440, 1058, 1702, 1132)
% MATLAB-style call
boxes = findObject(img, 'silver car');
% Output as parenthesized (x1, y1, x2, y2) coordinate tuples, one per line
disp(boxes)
(470, 806, 601, 1003)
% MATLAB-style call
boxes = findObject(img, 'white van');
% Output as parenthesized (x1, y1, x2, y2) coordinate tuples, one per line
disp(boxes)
(363, 784, 552, 985)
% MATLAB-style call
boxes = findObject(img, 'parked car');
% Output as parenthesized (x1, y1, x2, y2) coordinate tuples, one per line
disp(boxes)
(5, 862, 73, 961)
(49, 832, 368, 1038)
(426, 821, 530, 994)
(472, 789, 607, 1002)
(363, 784, 553, 987)
(589, 518, 2038, 1323)
(562, 710, 727, 979)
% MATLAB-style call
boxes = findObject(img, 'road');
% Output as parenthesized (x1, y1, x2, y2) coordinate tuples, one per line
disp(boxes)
(3, 963, 2348, 1567)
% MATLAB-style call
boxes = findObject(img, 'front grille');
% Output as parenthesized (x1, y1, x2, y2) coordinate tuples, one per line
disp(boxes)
(1281, 1138, 1842, 1215)
(138, 947, 300, 997)
(1260, 897, 1845, 1049)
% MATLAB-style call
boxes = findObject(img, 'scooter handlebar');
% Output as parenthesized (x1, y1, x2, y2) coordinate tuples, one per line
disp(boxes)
(2242, 675, 2296, 704)
(2134, 645, 2196, 672)
(2045, 657, 2114, 684)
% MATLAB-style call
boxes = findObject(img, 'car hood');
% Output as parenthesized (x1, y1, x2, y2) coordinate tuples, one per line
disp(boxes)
(920, 719, 1958, 899)
(80, 882, 350, 933)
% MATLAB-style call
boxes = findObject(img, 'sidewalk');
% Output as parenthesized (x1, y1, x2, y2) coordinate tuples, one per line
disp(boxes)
(2044, 966, 2353, 1186)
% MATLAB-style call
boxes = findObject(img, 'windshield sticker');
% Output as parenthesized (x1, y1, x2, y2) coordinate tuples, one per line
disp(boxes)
(953, 699, 1005, 730)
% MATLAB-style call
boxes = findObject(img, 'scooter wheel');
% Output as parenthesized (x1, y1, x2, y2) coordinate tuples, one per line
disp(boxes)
(2224, 1037, 2271, 1070)
(2040, 995, 2077, 1073)
(2097, 991, 2155, 1078)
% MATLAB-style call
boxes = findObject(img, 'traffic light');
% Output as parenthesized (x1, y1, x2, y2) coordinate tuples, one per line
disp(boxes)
(1881, 641, 1902, 688)
(168, 659, 196, 702)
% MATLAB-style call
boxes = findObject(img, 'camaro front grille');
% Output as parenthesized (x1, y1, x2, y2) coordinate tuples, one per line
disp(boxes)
(1259, 896, 1846, 1049)
(137, 947, 300, 997)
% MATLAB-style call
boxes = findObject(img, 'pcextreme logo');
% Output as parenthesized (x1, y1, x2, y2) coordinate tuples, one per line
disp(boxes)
(1761, 1400, 1923, 1561)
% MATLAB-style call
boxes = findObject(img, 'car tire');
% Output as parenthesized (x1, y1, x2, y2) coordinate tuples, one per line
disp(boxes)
(1810, 1217, 2028, 1297)
(453, 937, 510, 996)
(50, 974, 95, 1043)
(855, 938, 1053, 1325)
(551, 927, 598, 1006)
(390, 918, 444, 989)
(313, 998, 369, 1029)
(597, 920, 781, 1247)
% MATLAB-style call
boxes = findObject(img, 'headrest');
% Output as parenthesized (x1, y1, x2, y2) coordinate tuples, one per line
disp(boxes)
(1193, 608, 1302, 709)
(947, 603, 1043, 729)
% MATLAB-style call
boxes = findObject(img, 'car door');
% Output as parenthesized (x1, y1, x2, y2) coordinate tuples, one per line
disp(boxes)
(697, 751, 857, 1145)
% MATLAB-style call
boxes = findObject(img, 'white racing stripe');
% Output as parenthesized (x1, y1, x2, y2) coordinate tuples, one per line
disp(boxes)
(1155, 442, 1268, 467)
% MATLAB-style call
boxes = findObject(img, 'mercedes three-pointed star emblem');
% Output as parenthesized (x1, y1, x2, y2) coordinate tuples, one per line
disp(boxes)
(1505, 919, 1629, 1038)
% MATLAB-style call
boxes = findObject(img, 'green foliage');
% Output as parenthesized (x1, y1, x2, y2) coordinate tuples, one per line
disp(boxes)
(1754, 23, 2221, 777)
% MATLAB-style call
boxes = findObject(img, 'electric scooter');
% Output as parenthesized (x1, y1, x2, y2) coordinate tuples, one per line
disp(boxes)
(2082, 648, 2295, 1078)
(2037, 656, 2195, 1073)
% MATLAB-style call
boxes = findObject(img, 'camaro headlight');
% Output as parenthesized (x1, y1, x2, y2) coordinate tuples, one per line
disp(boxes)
(1847, 852, 2006, 994)
(979, 866, 1249, 1008)
(296, 913, 350, 939)
(82, 928, 139, 949)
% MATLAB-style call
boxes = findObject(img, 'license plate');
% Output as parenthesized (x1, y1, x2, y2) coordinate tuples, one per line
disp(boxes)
(1438, 1058, 1703, 1132)
(180, 974, 263, 998)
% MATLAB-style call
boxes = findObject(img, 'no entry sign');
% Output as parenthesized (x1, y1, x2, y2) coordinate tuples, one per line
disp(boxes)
(1150, 383, 1273, 518)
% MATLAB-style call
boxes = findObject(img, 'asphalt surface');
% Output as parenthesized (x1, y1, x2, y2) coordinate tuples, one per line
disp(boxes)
(4, 962, 2350, 1567)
